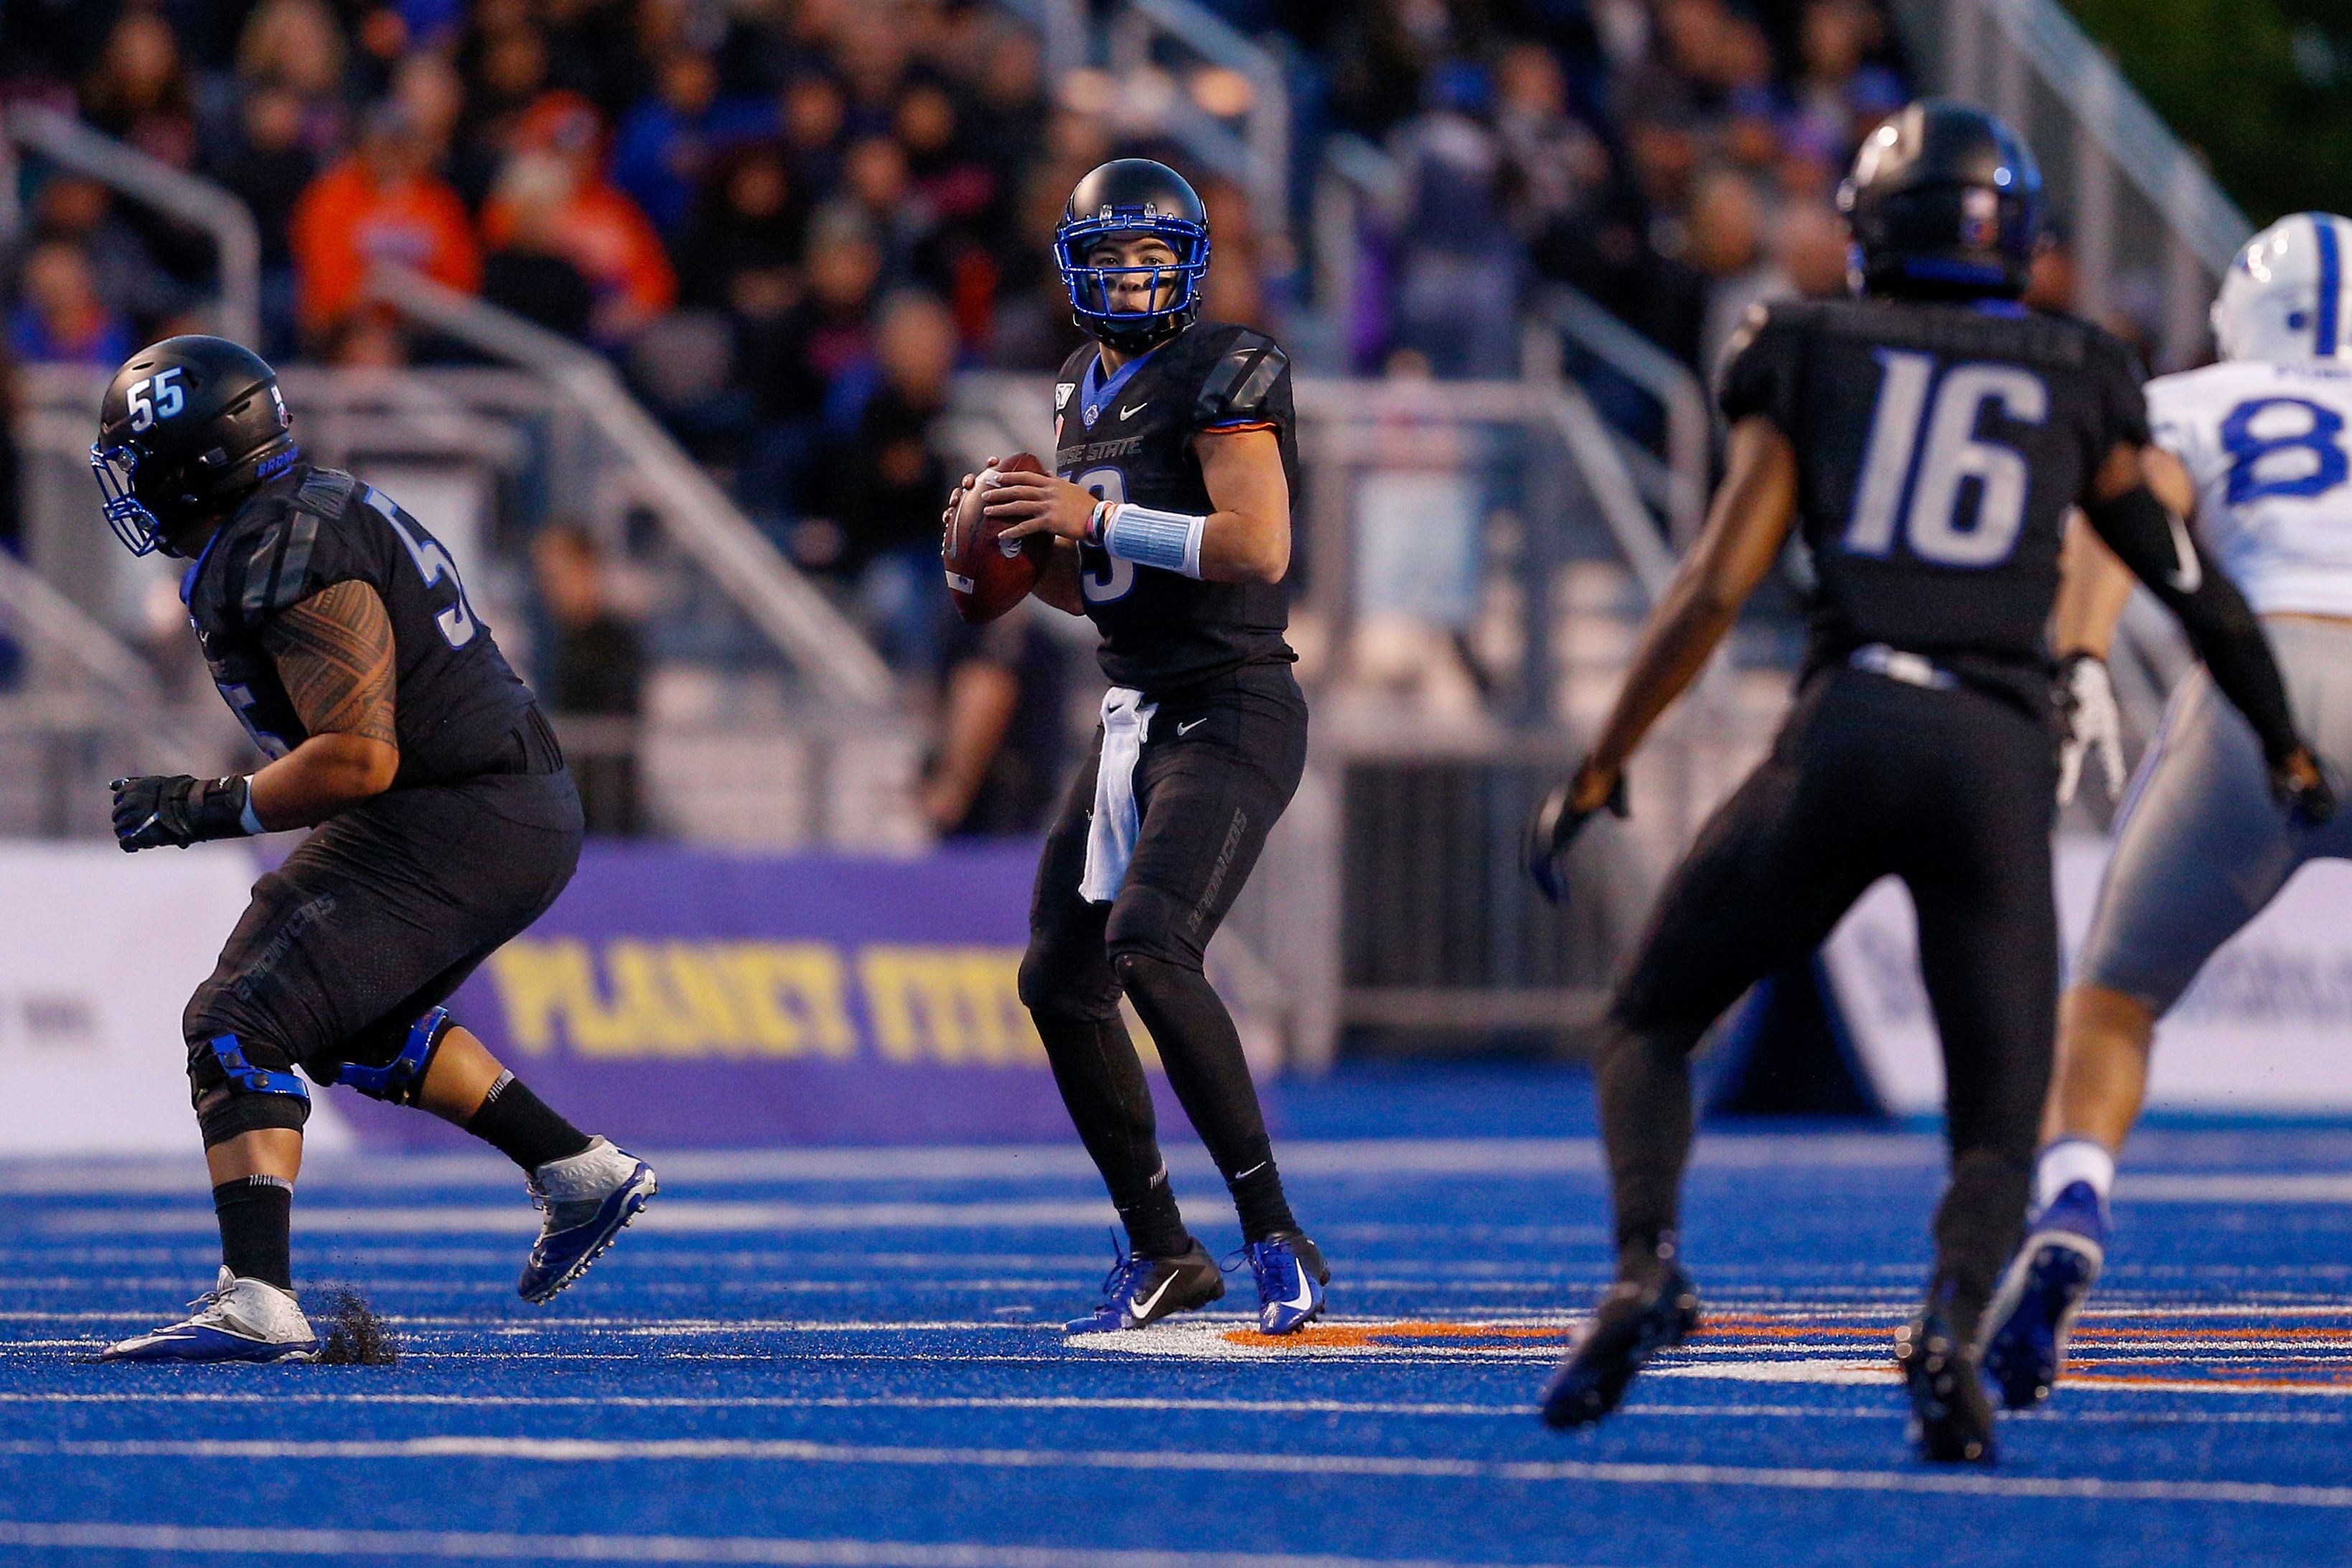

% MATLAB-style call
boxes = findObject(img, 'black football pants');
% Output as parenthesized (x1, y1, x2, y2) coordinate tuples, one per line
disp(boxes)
(1018, 665, 1308, 1244)
(1598, 667, 2058, 1339)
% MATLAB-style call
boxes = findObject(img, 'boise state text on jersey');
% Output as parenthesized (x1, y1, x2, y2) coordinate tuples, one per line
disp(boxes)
(1722, 297, 2149, 708)
(184, 464, 540, 783)
(2150, 359, 2352, 619)
(1053, 319, 1300, 692)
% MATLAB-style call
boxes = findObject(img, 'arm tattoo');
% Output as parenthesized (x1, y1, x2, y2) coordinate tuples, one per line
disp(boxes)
(261, 580, 398, 746)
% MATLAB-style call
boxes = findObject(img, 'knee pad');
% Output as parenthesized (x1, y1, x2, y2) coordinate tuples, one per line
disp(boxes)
(1104, 883, 1207, 974)
(316, 1005, 455, 1106)
(188, 1033, 312, 1148)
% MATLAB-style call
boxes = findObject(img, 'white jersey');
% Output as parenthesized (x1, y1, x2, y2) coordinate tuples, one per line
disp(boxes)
(2147, 358, 2352, 618)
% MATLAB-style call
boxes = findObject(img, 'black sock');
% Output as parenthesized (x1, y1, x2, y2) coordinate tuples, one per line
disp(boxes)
(1118, 1167, 1193, 1260)
(1595, 1018, 1698, 1271)
(213, 1175, 294, 1291)
(1225, 1158, 1298, 1244)
(466, 1073, 593, 1172)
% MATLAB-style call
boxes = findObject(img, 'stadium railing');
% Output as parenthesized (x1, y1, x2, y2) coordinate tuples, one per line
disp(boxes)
(1106, 0, 1292, 236)
(2, 101, 261, 349)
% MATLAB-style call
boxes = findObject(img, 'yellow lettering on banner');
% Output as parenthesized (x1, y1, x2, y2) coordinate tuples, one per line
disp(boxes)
(489, 940, 623, 1056)
(724, 944, 858, 1059)
(857, 946, 1045, 1066)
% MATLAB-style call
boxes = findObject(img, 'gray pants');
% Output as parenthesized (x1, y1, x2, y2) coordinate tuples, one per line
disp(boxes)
(2078, 616, 2352, 1012)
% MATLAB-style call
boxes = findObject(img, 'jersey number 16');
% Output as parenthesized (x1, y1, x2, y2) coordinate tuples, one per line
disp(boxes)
(1844, 349, 2048, 568)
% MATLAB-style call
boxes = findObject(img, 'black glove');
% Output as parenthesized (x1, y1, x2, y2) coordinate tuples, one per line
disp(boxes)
(110, 774, 256, 852)
(2270, 746, 2338, 827)
(1524, 765, 1629, 904)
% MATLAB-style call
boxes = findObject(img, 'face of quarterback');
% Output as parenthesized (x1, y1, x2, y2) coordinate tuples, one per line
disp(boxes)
(1086, 234, 1184, 316)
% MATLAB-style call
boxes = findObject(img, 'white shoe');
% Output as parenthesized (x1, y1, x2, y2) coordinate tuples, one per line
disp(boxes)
(518, 1137, 657, 1302)
(101, 1267, 318, 1363)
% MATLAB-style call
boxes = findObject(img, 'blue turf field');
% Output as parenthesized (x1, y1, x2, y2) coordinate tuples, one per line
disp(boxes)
(6, 1065, 2352, 1567)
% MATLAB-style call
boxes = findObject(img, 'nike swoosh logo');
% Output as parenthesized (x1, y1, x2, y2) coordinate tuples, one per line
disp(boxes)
(1176, 718, 1206, 736)
(1129, 1272, 1180, 1321)
(1120, 402, 1150, 421)
(2164, 509, 2203, 594)
(1280, 1262, 1316, 1313)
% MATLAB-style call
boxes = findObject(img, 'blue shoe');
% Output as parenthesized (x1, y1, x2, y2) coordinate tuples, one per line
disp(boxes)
(1064, 1239, 1224, 1333)
(100, 1268, 318, 1363)
(1540, 1264, 1700, 1429)
(1234, 1231, 1329, 1335)
(519, 1137, 657, 1304)
(1981, 1179, 2107, 1409)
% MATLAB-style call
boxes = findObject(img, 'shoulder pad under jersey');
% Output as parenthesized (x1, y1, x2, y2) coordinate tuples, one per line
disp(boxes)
(1193, 328, 1289, 427)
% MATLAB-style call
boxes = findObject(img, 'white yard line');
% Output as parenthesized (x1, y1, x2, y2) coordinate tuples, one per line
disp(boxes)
(6, 1437, 2350, 1509)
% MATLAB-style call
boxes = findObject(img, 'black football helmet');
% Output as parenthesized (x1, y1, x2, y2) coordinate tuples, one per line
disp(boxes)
(93, 335, 299, 557)
(1840, 100, 2041, 301)
(1055, 158, 1212, 350)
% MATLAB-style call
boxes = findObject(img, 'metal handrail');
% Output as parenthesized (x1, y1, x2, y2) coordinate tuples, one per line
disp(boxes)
(1971, 0, 2250, 275)
(0, 548, 222, 761)
(365, 266, 896, 712)
(1534, 287, 1710, 545)
(4, 102, 260, 347)
(1115, 0, 1290, 230)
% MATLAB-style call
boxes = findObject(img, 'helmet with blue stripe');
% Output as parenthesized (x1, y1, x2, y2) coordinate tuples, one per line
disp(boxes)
(2211, 212, 2352, 363)
(92, 335, 298, 557)
(1840, 99, 2041, 301)
(1055, 159, 1211, 350)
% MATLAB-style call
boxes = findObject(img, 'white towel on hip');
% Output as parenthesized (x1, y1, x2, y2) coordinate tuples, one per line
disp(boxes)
(1080, 685, 1158, 903)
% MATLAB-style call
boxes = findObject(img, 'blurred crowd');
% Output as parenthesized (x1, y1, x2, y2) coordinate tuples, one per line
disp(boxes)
(0, 0, 1912, 832)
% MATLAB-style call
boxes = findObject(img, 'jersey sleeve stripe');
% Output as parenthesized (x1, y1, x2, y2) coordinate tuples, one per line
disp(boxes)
(2315, 214, 2341, 358)
(1231, 347, 1287, 413)
(1200, 418, 1277, 433)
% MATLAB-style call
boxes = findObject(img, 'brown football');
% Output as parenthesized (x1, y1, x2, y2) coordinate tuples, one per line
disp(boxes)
(943, 450, 1051, 624)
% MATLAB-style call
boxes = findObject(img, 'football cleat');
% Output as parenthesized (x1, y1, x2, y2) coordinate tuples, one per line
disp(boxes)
(1064, 1239, 1225, 1333)
(100, 1267, 318, 1363)
(1540, 1265, 1700, 1429)
(1235, 1231, 1330, 1335)
(1895, 1307, 1997, 1464)
(518, 1137, 657, 1304)
(1981, 1179, 2108, 1409)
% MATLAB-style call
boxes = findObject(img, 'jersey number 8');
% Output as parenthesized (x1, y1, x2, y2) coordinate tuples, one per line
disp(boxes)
(1844, 350, 2049, 568)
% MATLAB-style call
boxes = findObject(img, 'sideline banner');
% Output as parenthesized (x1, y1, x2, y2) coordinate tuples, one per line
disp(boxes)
(337, 841, 1084, 1150)
(0, 843, 358, 1155)
(1823, 835, 2352, 1114)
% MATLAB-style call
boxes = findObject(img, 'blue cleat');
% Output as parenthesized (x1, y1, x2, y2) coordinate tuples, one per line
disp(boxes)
(1235, 1231, 1329, 1335)
(1064, 1239, 1224, 1333)
(518, 1137, 658, 1304)
(100, 1268, 319, 1363)
(1540, 1265, 1700, 1429)
(1981, 1178, 2108, 1409)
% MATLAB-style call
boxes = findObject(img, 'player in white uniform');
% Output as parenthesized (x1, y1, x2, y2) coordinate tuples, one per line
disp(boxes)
(1982, 212, 2352, 1408)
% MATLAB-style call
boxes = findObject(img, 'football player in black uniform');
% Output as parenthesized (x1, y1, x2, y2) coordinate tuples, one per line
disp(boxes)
(1522, 103, 2333, 1460)
(945, 159, 1329, 1334)
(89, 337, 657, 1362)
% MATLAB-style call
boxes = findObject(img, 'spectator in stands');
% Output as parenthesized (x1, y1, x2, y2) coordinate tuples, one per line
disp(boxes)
(390, 51, 495, 209)
(28, 176, 191, 337)
(779, 72, 850, 199)
(1389, 60, 1522, 377)
(78, 9, 196, 169)
(612, 49, 777, 240)
(532, 521, 645, 837)
(1786, 0, 1906, 164)
(234, 0, 351, 142)
(479, 93, 676, 346)
(290, 101, 480, 342)
(1776, 197, 1854, 300)
(1687, 168, 1784, 372)
(921, 604, 1072, 839)
(812, 289, 959, 668)
(740, 201, 882, 525)
(207, 88, 320, 355)
(677, 140, 805, 313)
(478, 158, 598, 341)
(7, 243, 134, 367)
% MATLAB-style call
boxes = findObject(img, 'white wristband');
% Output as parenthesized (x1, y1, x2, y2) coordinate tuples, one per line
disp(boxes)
(237, 778, 266, 837)
(1100, 502, 1207, 579)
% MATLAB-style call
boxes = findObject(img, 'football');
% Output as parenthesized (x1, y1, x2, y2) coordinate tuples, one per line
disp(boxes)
(943, 451, 1051, 624)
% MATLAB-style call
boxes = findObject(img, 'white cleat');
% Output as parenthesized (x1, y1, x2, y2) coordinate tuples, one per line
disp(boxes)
(100, 1267, 319, 1363)
(518, 1136, 658, 1303)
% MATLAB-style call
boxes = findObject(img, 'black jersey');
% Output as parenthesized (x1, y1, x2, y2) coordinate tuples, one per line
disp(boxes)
(1053, 320, 1299, 692)
(183, 464, 543, 786)
(1721, 298, 2149, 703)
